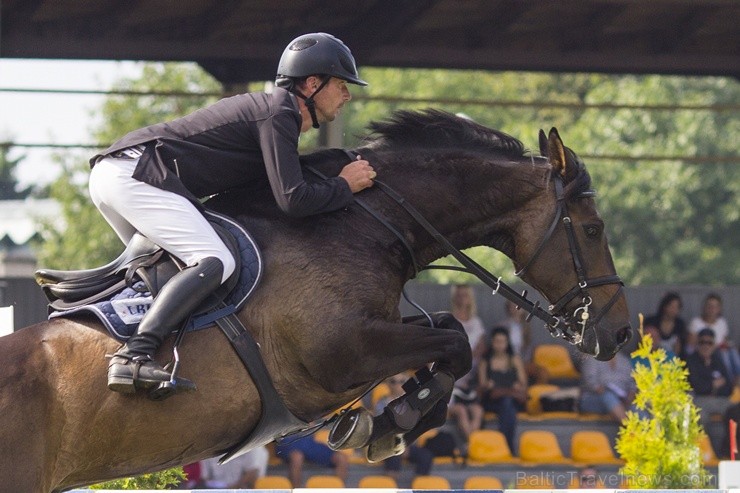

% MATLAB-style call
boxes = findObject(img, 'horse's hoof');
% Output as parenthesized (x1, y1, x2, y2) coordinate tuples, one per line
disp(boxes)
(366, 433, 405, 463)
(328, 407, 373, 450)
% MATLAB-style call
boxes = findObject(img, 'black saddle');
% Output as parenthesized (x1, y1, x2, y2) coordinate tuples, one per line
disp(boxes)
(35, 221, 240, 312)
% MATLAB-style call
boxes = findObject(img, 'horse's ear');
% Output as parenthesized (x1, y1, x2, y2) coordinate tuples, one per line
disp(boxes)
(538, 129, 548, 156)
(547, 127, 567, 176)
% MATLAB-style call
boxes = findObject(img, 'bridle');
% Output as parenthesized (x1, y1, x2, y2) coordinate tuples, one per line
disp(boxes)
(307, 156, 624, 355)
(511, 175, 623, 354)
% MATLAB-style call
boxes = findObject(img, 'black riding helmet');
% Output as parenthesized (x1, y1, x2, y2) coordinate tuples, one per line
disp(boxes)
(275, 32, 367, 128)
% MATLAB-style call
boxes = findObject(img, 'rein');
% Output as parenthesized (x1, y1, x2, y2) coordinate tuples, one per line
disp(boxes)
(307, 153, 622, 353)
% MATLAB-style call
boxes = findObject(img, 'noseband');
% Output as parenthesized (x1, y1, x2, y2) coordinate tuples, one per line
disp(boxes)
(308, 158, 623, 355)
(513, 176, 623, 353)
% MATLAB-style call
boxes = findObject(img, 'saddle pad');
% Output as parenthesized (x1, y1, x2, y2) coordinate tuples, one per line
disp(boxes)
(49, 211, 263, 341)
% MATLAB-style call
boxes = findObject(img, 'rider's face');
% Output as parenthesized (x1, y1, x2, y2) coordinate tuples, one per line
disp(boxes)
(311, 77, 351, 123)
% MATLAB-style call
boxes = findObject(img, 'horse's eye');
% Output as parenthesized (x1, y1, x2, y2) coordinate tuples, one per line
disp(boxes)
(583, 224, 601, 238)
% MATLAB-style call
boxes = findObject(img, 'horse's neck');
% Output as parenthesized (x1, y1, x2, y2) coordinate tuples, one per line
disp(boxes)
(374, 151, 551, 266)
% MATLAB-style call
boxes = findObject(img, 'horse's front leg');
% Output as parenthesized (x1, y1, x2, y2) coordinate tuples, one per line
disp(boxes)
(327, 312, 471, 460)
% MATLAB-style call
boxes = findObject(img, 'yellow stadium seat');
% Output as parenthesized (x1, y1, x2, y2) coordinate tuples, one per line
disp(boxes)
(305, 474, 345, 488)
(699, 434, 719, 467)
(412, 475, 452, 489)
(519, 430, 571, 464)
(731, 385, 740, 403)
(533, 344, 580, 380)
(526, 383, 560, 414)
(571, 430, 623, 465)
(255, 475, 292, 489)
(371, 382, 391, 408)
(516, 474, 554, 489)
(467, 429, 520, 464)
(464, 475, 503, 489)
(358, 475, 399, 488)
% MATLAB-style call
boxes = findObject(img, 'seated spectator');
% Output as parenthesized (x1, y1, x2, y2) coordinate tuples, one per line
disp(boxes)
(721, 402, 740, 458)
(688, 293, 739, 383)
(178, 462, 202, 489)
(275, 434, 348, 487)
(375, 374, 435, 482)
(477, 327, 527, 452)
(578, 465, 599, 488)
(579, 349, 635, 421)
(199, 445, 269, 489)
(497, 299, 548, 384)
(450, 284, 487, 361)
(686, 328, 734, 429)
(448, 378, 485, 441)
(643, 291, 687, 358)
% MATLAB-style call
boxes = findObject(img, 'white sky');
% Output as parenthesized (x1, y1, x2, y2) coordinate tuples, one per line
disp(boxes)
(0, 59, 143, 187)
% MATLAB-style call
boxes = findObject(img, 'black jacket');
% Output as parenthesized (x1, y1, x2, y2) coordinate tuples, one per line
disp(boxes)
(91, 87, 353, 217)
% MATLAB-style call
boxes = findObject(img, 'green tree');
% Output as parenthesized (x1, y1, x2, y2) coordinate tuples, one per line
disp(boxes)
(0, 142, 37, 199)
(615, 323, 712, 488)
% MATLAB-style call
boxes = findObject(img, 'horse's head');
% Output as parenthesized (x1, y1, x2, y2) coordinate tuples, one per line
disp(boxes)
(512, 128, 631, 360)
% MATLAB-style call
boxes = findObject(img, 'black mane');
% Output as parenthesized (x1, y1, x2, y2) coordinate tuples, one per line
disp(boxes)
(363, 109, 526, 158)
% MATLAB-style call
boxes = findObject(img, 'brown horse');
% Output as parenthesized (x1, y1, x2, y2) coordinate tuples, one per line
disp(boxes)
(0, 110, 630, 492)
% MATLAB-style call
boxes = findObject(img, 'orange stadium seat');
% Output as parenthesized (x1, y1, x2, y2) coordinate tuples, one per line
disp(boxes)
(305, 474, 345, 488)
(464, 475, 504, 489)
(699, 435, 719, 467)
(358, 475, 399, 488)
(412, 475, 452, 489)
(533, 344, 581, 380)
(571, 430, 623, 465)
(519, 430, 572, 464)
(525, 383, 560, 414)
(467, 429, 520, 465)
(371, 382, 391, 408)
(255, 475, 292, 489)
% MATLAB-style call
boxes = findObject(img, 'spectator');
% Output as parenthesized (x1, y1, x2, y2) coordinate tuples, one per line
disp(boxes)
(199, 445, 269, 489)
(579, 349, 635, 421)
(374, 374, 435, 482)
(450, 284, 487, 361)
(276, 433, 348, 487)
(686, 328, 733, 429)
(449, 285, 486, 441)
(577, 465, 599, 488)
(687, 293, 739, 383)
(721, 402, 740, 458)
(477, 327, 527, 452)
(496, 299, 548, 384)
(644, 291, 688, 358)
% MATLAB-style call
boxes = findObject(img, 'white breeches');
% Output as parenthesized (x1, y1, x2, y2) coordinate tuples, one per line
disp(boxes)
(89, 156, 236, 283)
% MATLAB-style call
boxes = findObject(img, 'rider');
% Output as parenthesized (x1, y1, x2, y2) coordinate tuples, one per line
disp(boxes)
(89, 32, 376, 394)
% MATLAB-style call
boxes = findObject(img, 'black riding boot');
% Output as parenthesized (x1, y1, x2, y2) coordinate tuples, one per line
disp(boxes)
(107, 256, 224, 394)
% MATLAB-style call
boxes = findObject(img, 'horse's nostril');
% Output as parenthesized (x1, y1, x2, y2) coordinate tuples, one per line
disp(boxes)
(616, 326, 632, 345)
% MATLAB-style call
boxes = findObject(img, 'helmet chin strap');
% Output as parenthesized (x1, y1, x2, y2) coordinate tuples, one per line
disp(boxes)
(292, 76, 330, 129)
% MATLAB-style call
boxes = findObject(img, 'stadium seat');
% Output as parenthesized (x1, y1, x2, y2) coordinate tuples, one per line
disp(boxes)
(466, 429, 520, 464)
(371, 382, 391, 408)
(411, 475, 451, 489)
(525, 383, 560, 414)
(699, 435, 719, 467)
(464, 475, 504, 489)
(519, 430, 571, 464)
(255, 475, 292, 489)
(731, 385, 740, 403)
(571, 430, 623, 465)
(533, 344, 580, 380)
(358, 475, 399, 488)
(305, 474, 345, 488)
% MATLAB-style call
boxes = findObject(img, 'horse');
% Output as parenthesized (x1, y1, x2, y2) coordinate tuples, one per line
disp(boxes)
(0, 109, 631, 492)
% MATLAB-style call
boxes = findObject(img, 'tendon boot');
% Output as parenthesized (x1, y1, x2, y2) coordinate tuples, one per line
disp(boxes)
(107, 256, 224, 394)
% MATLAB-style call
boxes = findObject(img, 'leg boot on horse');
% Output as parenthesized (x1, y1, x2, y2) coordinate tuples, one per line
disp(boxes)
(107, 256, 224, 394)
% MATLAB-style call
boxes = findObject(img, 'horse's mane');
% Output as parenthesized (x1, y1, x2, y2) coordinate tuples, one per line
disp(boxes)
(363, 109, 526, 158)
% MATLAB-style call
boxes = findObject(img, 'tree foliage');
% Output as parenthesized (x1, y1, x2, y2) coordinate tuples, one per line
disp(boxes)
(36, 64, 738, 285)
(0, 143, 38, 199)
(615, 323, 711, 488)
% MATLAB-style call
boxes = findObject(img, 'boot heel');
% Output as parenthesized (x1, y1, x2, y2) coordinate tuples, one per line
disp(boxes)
(108, 376, 136, 394)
